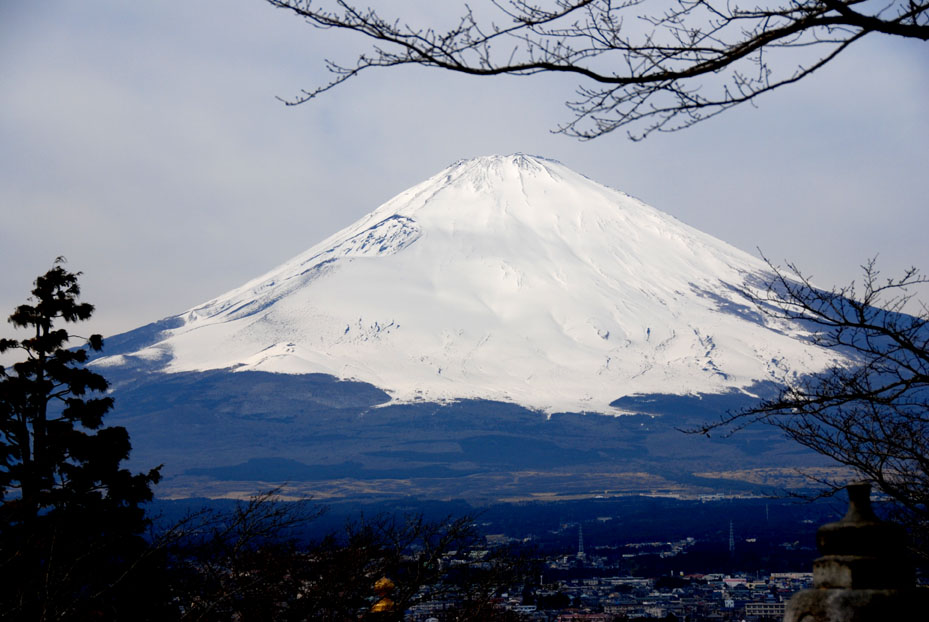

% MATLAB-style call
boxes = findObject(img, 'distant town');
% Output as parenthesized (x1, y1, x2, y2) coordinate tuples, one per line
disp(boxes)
(157, 492, 898, 621)
(396, 514, 818, 621)
(408, 560, 811, 621)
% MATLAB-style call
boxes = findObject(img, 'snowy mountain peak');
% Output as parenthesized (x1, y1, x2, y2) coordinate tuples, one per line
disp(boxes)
(95, 155, 841, 413)
(442, 153, 564, 188)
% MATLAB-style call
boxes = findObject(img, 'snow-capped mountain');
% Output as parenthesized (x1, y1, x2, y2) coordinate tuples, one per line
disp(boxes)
(95, 154, 839, 414)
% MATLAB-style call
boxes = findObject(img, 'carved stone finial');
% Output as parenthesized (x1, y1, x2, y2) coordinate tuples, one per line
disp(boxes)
(839, 481, 876, 523)
(813, 480, 909, 590)
(784, 481, 927, 622)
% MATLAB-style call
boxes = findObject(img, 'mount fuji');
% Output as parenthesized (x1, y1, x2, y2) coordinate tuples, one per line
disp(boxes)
(96, 154, 837, 415)
(96, 154, 845, 500)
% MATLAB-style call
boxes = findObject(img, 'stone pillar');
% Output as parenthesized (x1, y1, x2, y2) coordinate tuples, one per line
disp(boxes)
(784, 480, 928, 622)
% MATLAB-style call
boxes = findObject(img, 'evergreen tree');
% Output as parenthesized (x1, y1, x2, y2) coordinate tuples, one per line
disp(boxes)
(0, 258, 162, 620)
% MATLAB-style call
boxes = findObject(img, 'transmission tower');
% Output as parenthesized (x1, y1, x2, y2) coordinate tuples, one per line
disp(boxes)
(577, 524, 585, 560)
(728, 520, 735, 556)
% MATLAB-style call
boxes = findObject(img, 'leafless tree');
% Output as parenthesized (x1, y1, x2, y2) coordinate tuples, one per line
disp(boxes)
(294, 512, 484, 620)
(163, 488, 325, 621)
(163, 491, 530, 620)
(308, 512, 533, 620)
(266, 0, 928, 139)
(699, 258, 929, 555)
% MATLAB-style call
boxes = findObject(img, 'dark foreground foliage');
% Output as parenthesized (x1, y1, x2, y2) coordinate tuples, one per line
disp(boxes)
(156, 490, 536, 621)
(0, 258, 161, 620)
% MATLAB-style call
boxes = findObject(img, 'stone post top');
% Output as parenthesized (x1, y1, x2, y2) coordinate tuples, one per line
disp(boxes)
(817, 480, 905, 558)
(839, 481, 877, 524)
(785, 480, 927, 622)
(814, 480, 910, 590)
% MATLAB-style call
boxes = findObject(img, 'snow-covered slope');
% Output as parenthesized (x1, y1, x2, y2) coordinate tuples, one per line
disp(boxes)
(96, 154, 840, 413)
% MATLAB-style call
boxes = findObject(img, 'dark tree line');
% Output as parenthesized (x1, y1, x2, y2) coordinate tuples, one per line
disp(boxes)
(159, 491, 532, 621)
(266, 0, 928, 139)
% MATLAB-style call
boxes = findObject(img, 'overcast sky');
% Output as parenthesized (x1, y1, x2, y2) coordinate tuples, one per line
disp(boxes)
(2, 1, 927, 342)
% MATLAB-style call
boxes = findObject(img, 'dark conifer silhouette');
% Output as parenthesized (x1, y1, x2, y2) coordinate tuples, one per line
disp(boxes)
(0, 258, 162, 620)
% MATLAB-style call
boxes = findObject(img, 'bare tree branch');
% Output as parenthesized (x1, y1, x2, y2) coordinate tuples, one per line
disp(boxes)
(266, 0, 928, 139)
(696, 258, 929, 556)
